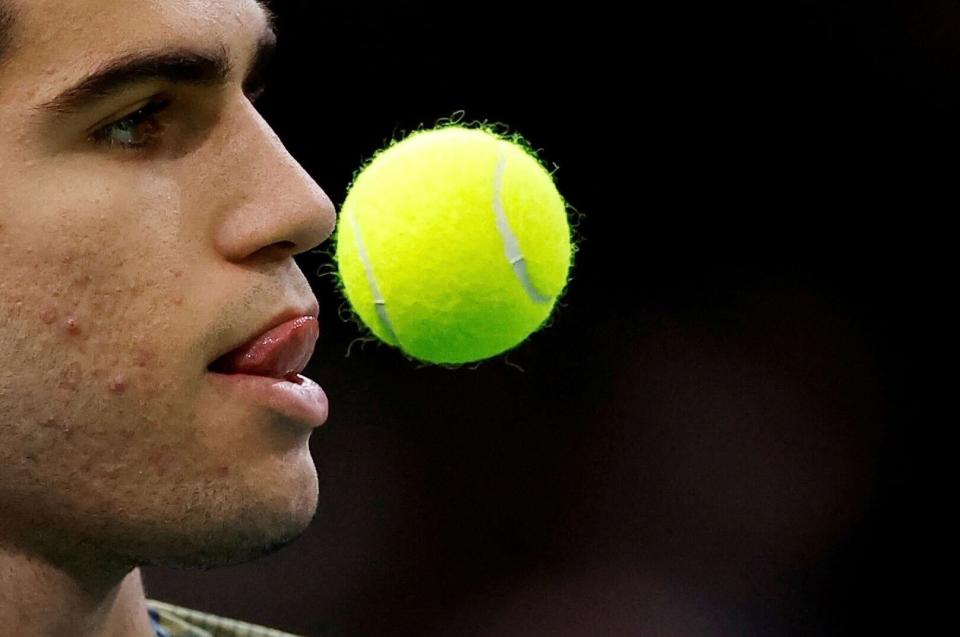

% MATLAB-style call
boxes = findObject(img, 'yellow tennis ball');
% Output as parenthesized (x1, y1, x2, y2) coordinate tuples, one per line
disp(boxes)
(333, 125, 575, 366)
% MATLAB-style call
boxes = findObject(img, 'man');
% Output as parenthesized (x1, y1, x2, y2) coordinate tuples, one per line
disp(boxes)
(0, 0, 337, 635)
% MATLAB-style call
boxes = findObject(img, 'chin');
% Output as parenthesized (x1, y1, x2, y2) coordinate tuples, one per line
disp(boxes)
(137, 509, 317, 570)
(123, 485, 320, 571)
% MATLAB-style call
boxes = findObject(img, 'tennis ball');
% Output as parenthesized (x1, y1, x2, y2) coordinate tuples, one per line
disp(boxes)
(333, 125, 575, 366)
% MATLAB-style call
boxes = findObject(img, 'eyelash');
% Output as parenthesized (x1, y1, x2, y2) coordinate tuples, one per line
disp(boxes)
(90, 88, 267, 153)
(90, 96, 173, 151)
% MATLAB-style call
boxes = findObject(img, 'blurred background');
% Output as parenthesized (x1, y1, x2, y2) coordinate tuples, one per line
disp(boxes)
(143, 0, 944, 635)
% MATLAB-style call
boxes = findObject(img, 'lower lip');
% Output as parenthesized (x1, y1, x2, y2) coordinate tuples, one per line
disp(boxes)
(207, 372, 329, 429)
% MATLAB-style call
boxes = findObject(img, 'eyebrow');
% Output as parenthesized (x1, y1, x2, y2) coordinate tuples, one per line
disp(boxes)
(38, 26, 277, 115)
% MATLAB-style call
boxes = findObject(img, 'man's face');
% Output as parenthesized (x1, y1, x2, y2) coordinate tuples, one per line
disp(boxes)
(0, 0, 336, 571)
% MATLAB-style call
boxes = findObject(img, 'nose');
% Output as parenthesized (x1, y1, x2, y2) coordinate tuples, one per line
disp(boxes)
(212, 99, 337, 263)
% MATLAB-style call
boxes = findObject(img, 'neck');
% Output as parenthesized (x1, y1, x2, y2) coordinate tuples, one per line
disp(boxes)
(0, 545, 155, 637)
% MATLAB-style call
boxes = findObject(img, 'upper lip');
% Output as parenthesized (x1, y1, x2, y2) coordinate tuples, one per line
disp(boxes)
(206, 302, 320, 373)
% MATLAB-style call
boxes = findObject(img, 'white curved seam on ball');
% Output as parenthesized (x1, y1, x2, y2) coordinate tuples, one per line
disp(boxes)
(349, 211, 401, 345)
(494, 150, 553, 305)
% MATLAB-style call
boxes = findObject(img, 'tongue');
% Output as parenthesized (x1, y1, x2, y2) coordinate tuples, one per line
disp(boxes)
(210, 316, 318, 380)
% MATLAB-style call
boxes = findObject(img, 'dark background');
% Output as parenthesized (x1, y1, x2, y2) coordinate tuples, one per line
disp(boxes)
(144, 1, 944, 635)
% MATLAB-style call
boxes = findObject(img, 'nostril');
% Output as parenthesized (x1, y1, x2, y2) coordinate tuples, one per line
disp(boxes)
(251, 241, 298, 261)
(269, 241, 297, 253)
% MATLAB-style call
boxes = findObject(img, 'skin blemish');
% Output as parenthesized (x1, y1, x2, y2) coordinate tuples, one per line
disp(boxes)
(172, 296, 184, 306)
(133, 347, 157, 367)
(217, 465, 230, 477)
(131, 336, 156, 367)
(65, 315, 81, 335)
(108, 373, 128, 394)
(40, 307, 58, 324)
(170, 269, 184, 278)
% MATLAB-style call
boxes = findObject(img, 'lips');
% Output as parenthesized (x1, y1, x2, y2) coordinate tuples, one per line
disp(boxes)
(208, 315, 319, 382)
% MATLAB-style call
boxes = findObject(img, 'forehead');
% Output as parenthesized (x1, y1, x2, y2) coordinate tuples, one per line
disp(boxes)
(1, 0, 268, 99)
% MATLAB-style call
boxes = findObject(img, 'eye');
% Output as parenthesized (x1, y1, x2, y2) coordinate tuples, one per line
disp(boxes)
(90, 96, 173, 151)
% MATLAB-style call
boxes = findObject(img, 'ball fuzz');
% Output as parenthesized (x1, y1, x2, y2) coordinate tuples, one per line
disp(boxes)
(333, 125, 575, 366)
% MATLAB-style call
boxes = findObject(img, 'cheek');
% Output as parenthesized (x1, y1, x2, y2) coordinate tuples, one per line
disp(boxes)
(0, 174, 197, 422)
(0, 228, 208, 505)
(1, 242, 176, 409)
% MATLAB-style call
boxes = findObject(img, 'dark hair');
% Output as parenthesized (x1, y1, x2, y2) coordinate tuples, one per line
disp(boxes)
(0, 2, 15, 65)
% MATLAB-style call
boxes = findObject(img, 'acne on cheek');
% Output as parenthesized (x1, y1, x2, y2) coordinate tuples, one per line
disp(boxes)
(39, 299, 89, 338)
(49, 313, 162, 395)
(66, 365, 163, 397)
(108, 373, 128, 394)
(26, 249, 188, 400)
(44, 255, 186, 385)
(65, 315, 82, 335)
(134, 346, 158, 367)
(99, 362, 162, 396)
